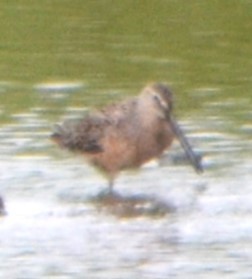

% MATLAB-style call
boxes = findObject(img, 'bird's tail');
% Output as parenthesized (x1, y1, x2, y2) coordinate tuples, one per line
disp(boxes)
(50, 124, 65, 146)
(51, 120, 77, 146)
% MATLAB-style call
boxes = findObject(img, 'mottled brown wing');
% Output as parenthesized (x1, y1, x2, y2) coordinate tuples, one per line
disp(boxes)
(51, 98, 137, 154)
(51, 115, 109, 154)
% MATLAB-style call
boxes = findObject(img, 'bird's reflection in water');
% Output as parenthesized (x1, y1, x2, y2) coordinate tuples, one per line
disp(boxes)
(89, 190, 176, 218)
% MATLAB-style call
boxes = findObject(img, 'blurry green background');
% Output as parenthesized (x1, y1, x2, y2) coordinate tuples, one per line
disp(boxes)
(0, 0, 251, 132)
(0, 0, 252, 117)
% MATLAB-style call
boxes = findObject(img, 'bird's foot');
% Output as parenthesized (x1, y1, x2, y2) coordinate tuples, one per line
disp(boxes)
(94, 188, 123, 205)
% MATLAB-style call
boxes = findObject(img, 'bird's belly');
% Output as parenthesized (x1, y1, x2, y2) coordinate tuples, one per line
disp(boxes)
(134, 137, 173, 167)
(87, 129, 174, 174)
(87, 136, 137, 173)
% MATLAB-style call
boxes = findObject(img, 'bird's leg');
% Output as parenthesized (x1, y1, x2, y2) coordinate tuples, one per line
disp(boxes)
(108, 178, 114, 195)
(97, 178, 115, 201)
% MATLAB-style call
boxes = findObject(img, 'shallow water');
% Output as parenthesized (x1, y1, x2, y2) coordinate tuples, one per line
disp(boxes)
(1, 1, 252, 278)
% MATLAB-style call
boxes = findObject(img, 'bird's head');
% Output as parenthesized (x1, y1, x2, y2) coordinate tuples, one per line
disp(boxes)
(142, 83, 203, 173)
(142, 83, 173, 120)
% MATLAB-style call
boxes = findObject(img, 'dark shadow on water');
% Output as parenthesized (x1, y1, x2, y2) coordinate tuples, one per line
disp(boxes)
(88, 190, 176, 218)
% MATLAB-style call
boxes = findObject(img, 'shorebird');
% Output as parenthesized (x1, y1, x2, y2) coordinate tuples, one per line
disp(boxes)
(51, 83, 202, 192)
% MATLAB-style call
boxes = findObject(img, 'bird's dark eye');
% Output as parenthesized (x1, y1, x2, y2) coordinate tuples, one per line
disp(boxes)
(153, 94, 170, 111)
(153, 94, 162, 106)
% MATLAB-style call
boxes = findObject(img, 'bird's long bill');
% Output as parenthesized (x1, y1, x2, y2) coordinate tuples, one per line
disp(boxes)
(169, 116, 203, 173)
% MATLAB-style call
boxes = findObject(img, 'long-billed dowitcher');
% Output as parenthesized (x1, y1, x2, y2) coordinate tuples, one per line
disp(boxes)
(51, 83, 202, 192)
